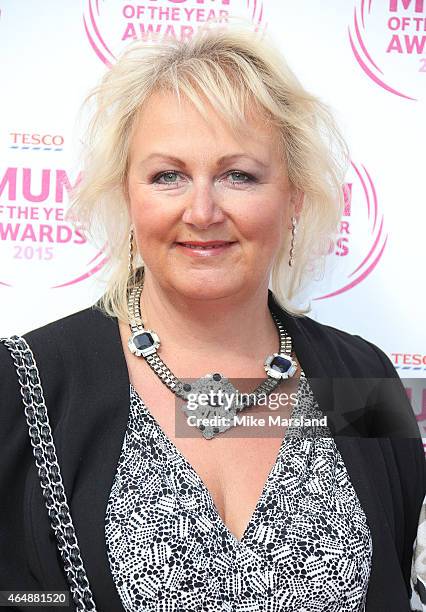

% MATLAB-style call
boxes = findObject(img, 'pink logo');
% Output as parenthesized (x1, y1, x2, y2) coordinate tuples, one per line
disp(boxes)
(0, 164, 108, 289)
(348, 0, 426, 101)
(314, 162, 388, 301)
(83, 0, 267, 67)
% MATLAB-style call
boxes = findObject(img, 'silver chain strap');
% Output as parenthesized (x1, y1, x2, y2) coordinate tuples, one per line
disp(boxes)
(0, 336, 97, 612)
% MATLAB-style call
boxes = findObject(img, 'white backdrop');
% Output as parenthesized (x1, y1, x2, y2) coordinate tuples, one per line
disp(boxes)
(0, 0, 425, 429)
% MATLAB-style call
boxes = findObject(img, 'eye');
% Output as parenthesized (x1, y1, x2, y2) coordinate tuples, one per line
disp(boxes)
(152, 171, 183, 185)
(226, 171, 256, 185)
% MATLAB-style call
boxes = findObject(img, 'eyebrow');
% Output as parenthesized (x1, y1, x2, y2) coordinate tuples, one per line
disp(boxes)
(138, 153, 268, 169)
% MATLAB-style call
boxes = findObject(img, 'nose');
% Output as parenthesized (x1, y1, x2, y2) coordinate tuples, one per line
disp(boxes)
(181, 180, 226, 229)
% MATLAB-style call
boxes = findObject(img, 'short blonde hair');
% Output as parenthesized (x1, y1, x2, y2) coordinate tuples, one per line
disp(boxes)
(68, 24, 349, 323)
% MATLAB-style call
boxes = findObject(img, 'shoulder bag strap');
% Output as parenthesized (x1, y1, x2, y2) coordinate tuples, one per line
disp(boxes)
(0, 335, 98, 612)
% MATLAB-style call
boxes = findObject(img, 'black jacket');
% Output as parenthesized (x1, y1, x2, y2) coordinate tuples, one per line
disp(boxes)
(0, 290, 425, 612)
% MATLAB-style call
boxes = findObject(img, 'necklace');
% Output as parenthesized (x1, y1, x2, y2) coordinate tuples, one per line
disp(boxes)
(127, 267, 304, 439)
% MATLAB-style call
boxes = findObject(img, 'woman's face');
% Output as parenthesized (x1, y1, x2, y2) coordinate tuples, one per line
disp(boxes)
(126, 90, 299, 301)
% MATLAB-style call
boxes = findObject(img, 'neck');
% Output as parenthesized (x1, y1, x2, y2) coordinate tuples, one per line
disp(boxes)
(137, 274, 280, 369)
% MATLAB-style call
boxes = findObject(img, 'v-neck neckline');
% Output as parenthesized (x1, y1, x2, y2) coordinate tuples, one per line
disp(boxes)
(129, 377, 305, 545)
(61, 297, 402, 611)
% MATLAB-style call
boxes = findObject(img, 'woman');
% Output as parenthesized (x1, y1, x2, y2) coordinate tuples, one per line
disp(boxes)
(1, 25, 425, 612)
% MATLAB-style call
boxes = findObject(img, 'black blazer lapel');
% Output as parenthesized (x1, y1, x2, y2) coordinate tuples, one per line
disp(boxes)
(50, 307, 129, 612)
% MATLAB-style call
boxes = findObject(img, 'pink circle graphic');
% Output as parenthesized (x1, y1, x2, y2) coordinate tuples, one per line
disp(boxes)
(0, 243, 109, 290)
(314, 161, 388, 301)
(50, 244, 109, 289)
(0, 163, 109, 289)
(83, 0, 267, 67)
(348, 0, 426, 101)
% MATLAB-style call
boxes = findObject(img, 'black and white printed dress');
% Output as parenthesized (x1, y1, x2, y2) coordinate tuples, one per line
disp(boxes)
(105, 377, 373, 612)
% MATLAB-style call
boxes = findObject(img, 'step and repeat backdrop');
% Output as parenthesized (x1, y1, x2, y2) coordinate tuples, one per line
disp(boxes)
(0, 1, 425, 433)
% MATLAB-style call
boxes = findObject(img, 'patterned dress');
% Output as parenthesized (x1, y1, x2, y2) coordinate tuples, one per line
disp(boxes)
(411, 494, 426, 611)
(105, 377, 373, 612)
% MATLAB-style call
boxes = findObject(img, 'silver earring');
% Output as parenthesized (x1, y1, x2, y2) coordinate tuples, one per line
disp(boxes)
(128, 227, 134, 275)
(289, 216, 297, 267)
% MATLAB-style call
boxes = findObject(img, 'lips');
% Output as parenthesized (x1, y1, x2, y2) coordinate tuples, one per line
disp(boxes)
(176, 241, 235, 250)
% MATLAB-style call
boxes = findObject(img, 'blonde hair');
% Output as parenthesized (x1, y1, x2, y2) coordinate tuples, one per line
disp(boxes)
(68, 24, 349, 323)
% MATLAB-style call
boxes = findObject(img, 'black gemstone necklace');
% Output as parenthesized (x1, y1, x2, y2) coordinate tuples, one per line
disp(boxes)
(127, 267, 303, 439)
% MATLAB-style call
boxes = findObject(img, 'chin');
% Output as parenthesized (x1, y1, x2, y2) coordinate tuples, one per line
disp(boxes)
(170, 277, 243, 301)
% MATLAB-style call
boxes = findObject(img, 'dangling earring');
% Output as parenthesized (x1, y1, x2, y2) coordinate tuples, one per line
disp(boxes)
(128, 227, 135, 275)
(288, 216, 297, 267)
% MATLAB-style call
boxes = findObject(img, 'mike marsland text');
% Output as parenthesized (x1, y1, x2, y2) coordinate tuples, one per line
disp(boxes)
(186, 414, 328, 429)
